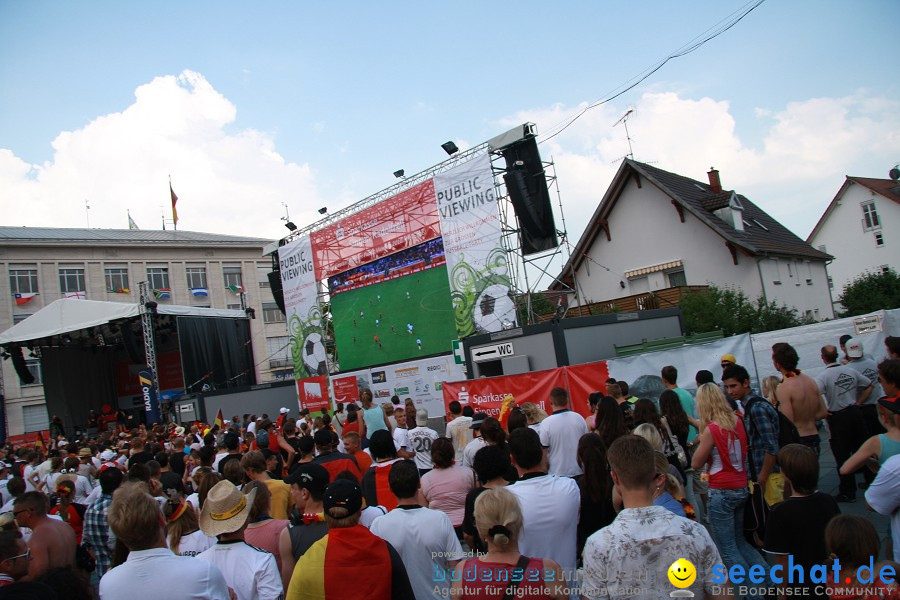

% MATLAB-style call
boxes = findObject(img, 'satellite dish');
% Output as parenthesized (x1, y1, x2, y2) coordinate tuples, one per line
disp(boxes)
(890, 166, 900, 181)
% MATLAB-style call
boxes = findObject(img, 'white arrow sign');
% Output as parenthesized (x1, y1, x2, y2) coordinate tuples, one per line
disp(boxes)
(471, 342, 514, 363)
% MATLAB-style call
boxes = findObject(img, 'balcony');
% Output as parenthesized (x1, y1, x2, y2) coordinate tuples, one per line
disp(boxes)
(533, 285, 708, 323)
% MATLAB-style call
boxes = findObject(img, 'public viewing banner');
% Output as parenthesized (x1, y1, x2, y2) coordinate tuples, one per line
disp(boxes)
(311, 179, 440, 280)
(332, 354, 465, 418)
(434, 154, 515, 337)
(278, 235, 325, 380)
(297, 375, 330, 412)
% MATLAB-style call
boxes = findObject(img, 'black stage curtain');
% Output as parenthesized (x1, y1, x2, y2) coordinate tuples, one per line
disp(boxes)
(177, 317, 255, 394)
(41, 347, 117, 437)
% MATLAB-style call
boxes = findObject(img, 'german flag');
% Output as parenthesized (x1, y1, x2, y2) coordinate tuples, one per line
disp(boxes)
(213, 409, 224, 430)
(289, 525, 393, 599)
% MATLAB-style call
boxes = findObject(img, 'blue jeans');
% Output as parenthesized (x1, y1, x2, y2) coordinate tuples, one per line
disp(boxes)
(708, 487, 768, 600)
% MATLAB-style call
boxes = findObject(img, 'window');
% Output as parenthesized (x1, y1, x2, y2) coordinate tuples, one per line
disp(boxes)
(257, 265, 270, 288)
(875, 232, 884, 247)
(186, 266, 207, 290)
(9, 266, 39, 295)
(24, 359, 42, 386)
(223, 265, 243, 290)
(262, 302, 285, 323)
(59, 267, 86, 293)
(22, 404, 49, 432)
(786, 262, 793, 278)
(862, 201, 880, 230)
(147, 267, 169, 290)
(13, 314, 32, 324)
(770, 259, 781, 284)
(266, 336, 292, 368)
(666, 270, 687, 288)
(804, 261, 813, 285)
(105, 267, 129, 292)
(226, 303, 242, 310)
(828, 276, 834, 290)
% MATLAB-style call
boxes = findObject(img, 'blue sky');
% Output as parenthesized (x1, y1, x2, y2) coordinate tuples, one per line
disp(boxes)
(1, 0, 898, 286)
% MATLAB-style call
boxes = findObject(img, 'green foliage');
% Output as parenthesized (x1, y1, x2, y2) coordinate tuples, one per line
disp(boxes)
(838, 268, 900, 317)
(679, 285, 808, 336)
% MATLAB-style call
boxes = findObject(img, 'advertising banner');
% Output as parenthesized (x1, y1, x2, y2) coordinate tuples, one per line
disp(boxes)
(442, 366, 569, 419)
(297, 375, 330, 413)
(138, 367, 162, 424)
(434, 154, 515, 337)
(564, 361, 610, 418)
(331, 375, 359, 406)
(311, 180, 440, 280)
(278, 235, 325, 380)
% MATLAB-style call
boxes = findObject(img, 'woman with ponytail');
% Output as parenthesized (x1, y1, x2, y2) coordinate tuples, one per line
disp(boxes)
(162, 491, 215, 557)
(450, 487, 567, 599)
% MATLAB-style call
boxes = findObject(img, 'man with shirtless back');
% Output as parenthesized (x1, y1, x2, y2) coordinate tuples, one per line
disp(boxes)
(772, 342, 827, 455)
(13, 491, 76, 580)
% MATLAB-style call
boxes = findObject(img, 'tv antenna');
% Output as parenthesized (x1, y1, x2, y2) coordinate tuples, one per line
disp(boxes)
(613, 109, 635, 160)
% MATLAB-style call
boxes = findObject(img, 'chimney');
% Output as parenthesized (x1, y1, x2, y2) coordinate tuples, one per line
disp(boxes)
(708, 167, 722, 193)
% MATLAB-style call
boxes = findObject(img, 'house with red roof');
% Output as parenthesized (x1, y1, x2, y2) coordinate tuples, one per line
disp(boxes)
(807, 175, 900, 310)
(551, 159, 835, 320)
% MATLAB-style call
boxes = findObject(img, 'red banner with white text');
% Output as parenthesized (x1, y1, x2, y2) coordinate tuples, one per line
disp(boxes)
(297, 375, 330, 413)
(563, 361, 610, 418)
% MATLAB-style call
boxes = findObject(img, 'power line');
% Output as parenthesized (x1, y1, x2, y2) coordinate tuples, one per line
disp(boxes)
(540, 0, 766, 145)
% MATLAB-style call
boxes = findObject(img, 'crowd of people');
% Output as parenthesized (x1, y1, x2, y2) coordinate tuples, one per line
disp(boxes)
(0, 336, 897, 599)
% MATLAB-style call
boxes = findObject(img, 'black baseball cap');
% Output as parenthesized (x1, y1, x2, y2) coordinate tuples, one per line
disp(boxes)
(323, 479, 362, 518)
(470, 412, 488, 429)
(284, 462, 329, 494)
(313, 429, 333, 447)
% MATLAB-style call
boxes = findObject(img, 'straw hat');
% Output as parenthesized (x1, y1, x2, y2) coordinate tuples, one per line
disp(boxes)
(173, 426, 186, 436)
(199, 480, 256, 537)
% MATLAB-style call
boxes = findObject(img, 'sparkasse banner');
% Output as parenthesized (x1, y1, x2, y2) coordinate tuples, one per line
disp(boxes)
(278, 235, 325, 379)
(434, 154, 515, 337)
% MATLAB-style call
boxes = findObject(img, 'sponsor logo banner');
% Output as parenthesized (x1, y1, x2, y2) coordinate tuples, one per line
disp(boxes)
(297, 375, 330, 413)
(278, 235, 325, 380)
(311, 179, 440, 280)
(332, 375, 359, 405)
(138, 367, 161, 424)
(434, 154, 515, 336)
(442, 366, 574, 419)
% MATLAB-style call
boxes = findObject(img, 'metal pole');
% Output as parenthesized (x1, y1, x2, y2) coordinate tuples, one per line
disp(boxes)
(138, 281, 160, 392)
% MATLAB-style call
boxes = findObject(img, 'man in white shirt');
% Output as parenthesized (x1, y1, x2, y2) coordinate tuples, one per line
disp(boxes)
(506, 427, 580, 575)
(392, 408, 414, 459)
(582, 435, 725, 600)
(197, 480, 283, 600)
(460, 413, 487, 468)
(100, 481, 230, 600)
(370, 460, 463, 599)
(539, 387, 588, 477)
(444, 401, 472, 465)
(407, 409, 440, 475)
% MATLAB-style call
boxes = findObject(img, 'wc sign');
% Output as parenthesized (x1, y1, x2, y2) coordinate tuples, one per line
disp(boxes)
(471, 342, 514, 363)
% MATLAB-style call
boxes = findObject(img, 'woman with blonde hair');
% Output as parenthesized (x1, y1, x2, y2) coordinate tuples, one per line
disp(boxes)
(691, 383, 767, 599)
(451, 487, 566, 599)
(761, 375, 781, 408)
(519, 402, 548, 434)
(163, 491, 215, 556)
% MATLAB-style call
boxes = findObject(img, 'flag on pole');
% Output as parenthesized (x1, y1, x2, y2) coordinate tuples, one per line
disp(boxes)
(191, 288, 209, 297)
(214, 409, 224, 429)
(152, 289, 171, 300)
(64, 291, 87, 300)
(14, 293, 36, 305)
(228, 284, 244, 293)
(170, 180, 179, 229)
(128, 211, 140, 230)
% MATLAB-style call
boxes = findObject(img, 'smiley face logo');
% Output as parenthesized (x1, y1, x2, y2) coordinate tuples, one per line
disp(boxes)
(668, 558, 696, 589)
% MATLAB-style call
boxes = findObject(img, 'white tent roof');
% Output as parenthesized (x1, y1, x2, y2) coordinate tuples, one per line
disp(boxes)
(0, 298, 246, 345)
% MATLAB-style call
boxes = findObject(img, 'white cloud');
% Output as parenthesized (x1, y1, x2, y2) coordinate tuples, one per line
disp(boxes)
(0, 70, 320, 240)
(498, 90, 900, 250)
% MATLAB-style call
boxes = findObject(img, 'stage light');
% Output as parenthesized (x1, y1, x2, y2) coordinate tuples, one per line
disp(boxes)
(245, 307, 256, 320)
(284, 221, 297, 231)
(441, 141, 459, 155)
(318, 207, 328, 215)
(393, 169, 405, 178)
(144, 301, 158, 314)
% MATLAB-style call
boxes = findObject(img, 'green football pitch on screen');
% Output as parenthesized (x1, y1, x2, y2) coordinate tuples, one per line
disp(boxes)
(331, 265, 457, 372)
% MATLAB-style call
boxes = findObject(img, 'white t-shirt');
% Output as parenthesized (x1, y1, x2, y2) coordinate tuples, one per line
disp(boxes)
(359, 505, 387, 529)
(23, 464, 38, 492)
(197, 541, 282, 600)
(370, 506, 464, 600)
(460, 437, 486, 469)
(186, 493, 200, 513)
(407, 427, 440, 471)
(392, 427, 410, 452)
(84, 485, 102, 507)
(445, 416, 473, 465)
(539, 409, 589, 477)
(865, 454, 900, 562)
(100, 547, 230, 600)
(508, 474, 580, 572)
(170, 529, 217, 557)
(212, 451, 228, 472)
(68, 474, 93, 504)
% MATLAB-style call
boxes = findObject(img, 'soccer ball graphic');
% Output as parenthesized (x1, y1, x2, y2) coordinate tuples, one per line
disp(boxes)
(474, 284, 517, 333)
(302, 332, 328, 376)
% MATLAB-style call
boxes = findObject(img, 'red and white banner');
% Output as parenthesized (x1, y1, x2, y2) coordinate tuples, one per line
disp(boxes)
(331, 375, 359, 406)
(297, 375, 330, 413)
(442, 367, 570, 419)
(311, 180, 440, 280)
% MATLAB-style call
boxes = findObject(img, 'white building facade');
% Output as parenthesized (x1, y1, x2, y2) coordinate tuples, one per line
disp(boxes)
(807, 176, 900, 311)
(0, 228, 292, 436)
(554, 160, 834, 321)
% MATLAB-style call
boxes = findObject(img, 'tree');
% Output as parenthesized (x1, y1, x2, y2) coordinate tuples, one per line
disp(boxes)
(678, 285, 808, 336)
(838, 268, 900, 317)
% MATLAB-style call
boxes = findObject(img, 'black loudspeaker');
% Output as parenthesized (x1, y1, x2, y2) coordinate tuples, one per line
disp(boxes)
(267, 271, 286, 315)
(501, 137, 558, 255)
(120, 323, 145, 365)
(10, 347, 35, 385)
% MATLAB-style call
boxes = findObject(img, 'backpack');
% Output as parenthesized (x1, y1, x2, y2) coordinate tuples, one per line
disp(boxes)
(744, 395, 798, 450)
